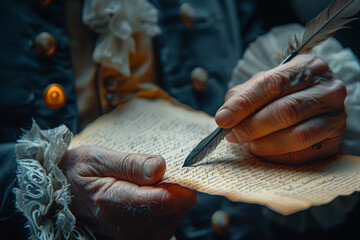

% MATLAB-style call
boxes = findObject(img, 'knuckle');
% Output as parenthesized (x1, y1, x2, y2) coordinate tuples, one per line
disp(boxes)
(261, 72, 284, 99)
(324, 109, 347, 137)
(230, 95, 253, 112)
(225, 131, 238, 143)
(225, 85, 242, 101)
(341, 109, 347, 123)
(330, 79, 347, 101)
(312, 55, 329, 69)
(236, 122, 258, 141)
(225, 88, 235, 101)
(307, 55, 330, 74)
(288, 55, 329, 86)
(336, 123, 346, 136)
(330, 135, 343, 147)
(335, 112, 347, 136)
(296, 125, 316, 146)
(122, 153, 136, 180)
(253, 71, 267, 78)
(274, 98, 301, 127)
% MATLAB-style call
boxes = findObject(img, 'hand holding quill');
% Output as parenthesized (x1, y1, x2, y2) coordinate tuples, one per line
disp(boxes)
(183, 0, 360, 167)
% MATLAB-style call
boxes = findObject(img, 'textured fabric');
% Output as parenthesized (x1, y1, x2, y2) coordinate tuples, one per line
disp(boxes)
(152, 0, 243, 116)
(0, 143, 17, 212)
(15, 121, 90, 240)
(83, 0, 161, 76)
(0, 0, 78, 236)
(0, 0, 78, 142)
(151, 0, 298, 116)
(68, 0, 159, 129)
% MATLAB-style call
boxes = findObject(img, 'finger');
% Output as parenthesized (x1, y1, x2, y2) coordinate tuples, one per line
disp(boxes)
(224, 71, 266, 102)
(243, 112, 346, 157)
(95, 181, 198, 216)
(89, 181, 197, 239)
(215, 54, 331, 128)
(227, 79, 346, 144)
(260, 136, 342, 164)
(140, 183, 198, 215)
(63, 145, 166, 186)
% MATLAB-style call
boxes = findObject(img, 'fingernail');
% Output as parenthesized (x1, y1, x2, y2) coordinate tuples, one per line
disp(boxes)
(215, 109, 232, 126)
(143, 158, 156, 179)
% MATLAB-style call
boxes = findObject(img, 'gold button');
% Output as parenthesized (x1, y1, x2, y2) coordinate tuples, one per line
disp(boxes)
(43, 84, 66, 109)
(180, 3, 196, 27)
(211, 210, 230, 235)
(37, 0, 52, 7)
(191, 67, 209, 91)
(35, 32, 56, 56)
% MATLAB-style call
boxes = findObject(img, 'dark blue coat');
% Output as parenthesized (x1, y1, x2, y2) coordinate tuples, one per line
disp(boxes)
(1, 0, 359, 239)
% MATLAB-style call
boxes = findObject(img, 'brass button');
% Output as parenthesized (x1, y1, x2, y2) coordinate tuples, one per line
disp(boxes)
(35, 32, 56, 56)
(211, 210, 230, 235)
(43, 84, 66, 109)
(37, 0, 52, 7)
(180, 3, 196, 27)
(191, 67, 209, 91)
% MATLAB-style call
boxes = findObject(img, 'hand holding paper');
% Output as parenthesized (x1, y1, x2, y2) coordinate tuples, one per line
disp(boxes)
(59, 145, 197, 239)
(70, 97, 360, 215)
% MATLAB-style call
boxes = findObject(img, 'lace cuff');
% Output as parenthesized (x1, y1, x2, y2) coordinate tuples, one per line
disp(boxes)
(83, 0, 161, 76)
(14, 121, 90, 239)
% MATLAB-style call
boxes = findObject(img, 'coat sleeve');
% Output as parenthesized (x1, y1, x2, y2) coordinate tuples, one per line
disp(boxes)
(0, 142, 17, 212)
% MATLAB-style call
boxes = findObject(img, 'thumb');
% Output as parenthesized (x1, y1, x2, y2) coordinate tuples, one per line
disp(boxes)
(62, 146, 166, 186)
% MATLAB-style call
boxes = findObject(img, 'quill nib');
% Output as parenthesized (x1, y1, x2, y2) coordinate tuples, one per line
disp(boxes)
(183, 127, 231, 167)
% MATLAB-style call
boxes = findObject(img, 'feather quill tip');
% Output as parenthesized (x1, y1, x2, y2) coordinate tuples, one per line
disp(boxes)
(182, 127, 231, 167)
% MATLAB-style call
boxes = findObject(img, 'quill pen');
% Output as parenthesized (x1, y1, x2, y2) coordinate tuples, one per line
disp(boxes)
(183, 0, 360, 167)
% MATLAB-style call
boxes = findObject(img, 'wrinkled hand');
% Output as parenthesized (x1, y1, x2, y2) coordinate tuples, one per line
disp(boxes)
(215, 54, 347, 164)
(59, 145, 197, 240)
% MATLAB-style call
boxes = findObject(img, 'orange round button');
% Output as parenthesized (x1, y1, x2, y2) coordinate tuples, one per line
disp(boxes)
(180, 3, 197, 27)
(43, 84, 66, 109)
(35, 32, 56, 56)
(211, 210, 230, 235)
(191, 67, 209, 91)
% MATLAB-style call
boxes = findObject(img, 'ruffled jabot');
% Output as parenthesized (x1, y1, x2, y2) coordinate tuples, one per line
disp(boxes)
(83, 0, 161, 76)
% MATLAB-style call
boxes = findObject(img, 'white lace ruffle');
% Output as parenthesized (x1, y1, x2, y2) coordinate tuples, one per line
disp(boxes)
(15, 121, 89, 240)
(83, 0, 161, 76)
